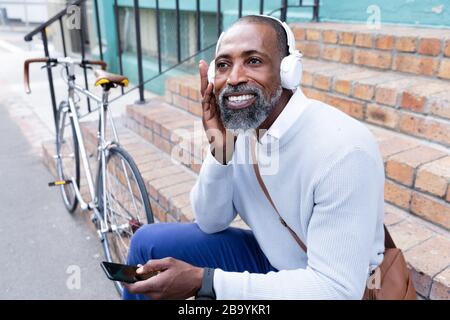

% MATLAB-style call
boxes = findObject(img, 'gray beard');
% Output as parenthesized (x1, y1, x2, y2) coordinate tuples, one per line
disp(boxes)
(217, 84, 283, 134)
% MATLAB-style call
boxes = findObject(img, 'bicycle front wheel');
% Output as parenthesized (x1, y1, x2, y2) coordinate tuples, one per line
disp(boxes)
(56, 101, 80, 213)
(96, 146, 153, 293)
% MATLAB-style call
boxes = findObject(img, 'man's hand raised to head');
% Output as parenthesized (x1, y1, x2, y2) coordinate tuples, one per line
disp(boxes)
(199, 60, 235, 165)
(123, 257, 204, 300)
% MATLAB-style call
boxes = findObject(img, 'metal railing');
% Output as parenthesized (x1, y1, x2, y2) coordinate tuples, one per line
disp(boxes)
(24, 0, 87, 129)
(24, 0, 319, 130)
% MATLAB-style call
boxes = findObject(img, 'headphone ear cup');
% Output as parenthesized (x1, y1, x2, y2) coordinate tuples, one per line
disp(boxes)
(207, 60, 215, 84)
(280, 54, 303, 90)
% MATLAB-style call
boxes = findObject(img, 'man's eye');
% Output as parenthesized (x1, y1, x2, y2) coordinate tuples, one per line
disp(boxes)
(216, 62, 228, 69)
(248, 58, 261, 65)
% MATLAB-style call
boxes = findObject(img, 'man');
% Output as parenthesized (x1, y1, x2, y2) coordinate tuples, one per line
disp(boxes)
(123, 15, 385, 300)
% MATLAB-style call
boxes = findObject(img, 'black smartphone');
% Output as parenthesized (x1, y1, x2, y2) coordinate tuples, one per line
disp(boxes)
(101, 261, 158, 283)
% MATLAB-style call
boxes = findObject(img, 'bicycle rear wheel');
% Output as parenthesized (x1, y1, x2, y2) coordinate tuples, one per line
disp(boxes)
(96, 145, 153, 295)
(56, 101, 80, 213)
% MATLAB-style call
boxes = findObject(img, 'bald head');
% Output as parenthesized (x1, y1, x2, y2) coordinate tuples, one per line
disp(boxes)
(219, 15, 289, 62)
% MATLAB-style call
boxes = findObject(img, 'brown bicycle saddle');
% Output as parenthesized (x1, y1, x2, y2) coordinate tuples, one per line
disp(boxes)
(94, 69, 129, 87)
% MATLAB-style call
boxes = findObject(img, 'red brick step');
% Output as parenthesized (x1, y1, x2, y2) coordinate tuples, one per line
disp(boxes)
(290, 22, 450, 80)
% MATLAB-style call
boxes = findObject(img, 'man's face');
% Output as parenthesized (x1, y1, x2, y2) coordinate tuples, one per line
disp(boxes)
(214, 22, 283, 132)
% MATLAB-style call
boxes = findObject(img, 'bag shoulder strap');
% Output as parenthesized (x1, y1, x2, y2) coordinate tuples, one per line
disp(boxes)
(250, 135, 396, 254)
(251, 136, 307, 253)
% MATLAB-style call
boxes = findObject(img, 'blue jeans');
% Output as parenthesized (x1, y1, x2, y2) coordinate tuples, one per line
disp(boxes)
(123, 222, 277, 300)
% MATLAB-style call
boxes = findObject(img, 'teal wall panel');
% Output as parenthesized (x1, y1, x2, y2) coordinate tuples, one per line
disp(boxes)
(97, 0, 120, 72)
(320, 0, 450, 27)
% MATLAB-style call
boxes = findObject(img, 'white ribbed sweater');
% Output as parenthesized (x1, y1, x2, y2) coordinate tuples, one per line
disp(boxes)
(190, 96, 386, 300)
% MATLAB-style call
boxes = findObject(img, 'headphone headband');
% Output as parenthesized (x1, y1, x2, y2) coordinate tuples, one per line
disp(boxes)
(215, 32, 225, 55)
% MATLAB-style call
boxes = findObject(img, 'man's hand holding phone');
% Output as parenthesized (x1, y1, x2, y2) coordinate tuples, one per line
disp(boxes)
(101, 261, 159, 283)
(122, 257, 204, 300)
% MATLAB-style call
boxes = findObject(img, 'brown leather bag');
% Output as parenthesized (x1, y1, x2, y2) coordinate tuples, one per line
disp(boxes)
(362, 228, 417, 300)
(250, 137, 416, 300)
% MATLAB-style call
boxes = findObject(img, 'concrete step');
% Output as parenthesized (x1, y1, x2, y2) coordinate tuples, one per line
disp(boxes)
(41, 126, 450, 300)
(125, 96, 450, 231)
(165, 59, 450, 148)
(289, 22, 450, 80)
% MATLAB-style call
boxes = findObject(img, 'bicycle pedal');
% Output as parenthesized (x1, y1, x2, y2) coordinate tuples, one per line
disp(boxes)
(48, 180, 72, 187)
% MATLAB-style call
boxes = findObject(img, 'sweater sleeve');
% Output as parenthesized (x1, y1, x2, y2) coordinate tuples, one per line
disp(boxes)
(190, 149, 237, 234)
(213, 148, 383, 299)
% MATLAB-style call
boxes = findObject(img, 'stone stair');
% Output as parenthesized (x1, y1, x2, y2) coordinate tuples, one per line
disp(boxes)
(41, 21, 450, 299)
(290, 22, 450, 80)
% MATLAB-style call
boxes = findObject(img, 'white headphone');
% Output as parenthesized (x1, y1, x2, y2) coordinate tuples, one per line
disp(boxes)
(207, 15, 303, 90)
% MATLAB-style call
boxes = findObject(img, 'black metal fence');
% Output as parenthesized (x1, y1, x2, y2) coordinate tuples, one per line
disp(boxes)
(24, 0, 319, 130)
(24, 0, 92, 127)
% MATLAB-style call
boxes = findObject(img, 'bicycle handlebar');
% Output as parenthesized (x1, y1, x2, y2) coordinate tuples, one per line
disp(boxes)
(24, 57, 108, 94)
(83, 60, 107, 71)
(24, 57, 50, 94)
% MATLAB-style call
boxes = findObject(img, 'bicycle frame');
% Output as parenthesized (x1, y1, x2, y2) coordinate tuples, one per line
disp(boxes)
(58, 57, 121, 236)
(24, 56, 153, 295)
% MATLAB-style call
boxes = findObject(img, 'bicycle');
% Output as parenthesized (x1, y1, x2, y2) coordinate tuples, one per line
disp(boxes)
(24, 56, 154, 295)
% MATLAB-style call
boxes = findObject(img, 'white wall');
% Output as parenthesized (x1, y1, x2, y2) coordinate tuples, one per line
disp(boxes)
(0, 0, 51, 24)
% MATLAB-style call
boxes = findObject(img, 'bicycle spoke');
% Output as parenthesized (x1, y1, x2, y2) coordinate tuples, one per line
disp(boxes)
(105, 199, 131, 261)
(105, 165, 134, 219)
(112, 233, 128, 263)
(104, 165, 141, 241)
(106, 159, 142, 220)
(59, 153, 75, 159)
(107, 192, 139, 222)
(106, 203, 131, 262)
